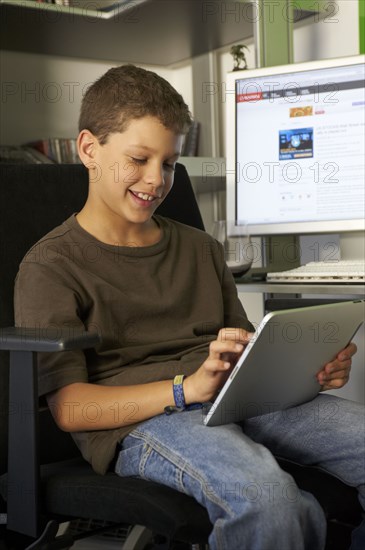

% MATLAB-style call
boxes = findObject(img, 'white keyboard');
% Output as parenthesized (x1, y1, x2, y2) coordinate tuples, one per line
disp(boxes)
(267, 260, 365, 283)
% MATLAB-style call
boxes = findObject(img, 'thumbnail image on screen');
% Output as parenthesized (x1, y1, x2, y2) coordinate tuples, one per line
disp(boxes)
(279, 128, 314, 160)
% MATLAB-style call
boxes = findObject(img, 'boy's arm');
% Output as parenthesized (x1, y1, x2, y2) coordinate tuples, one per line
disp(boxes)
(48, 328, 252, 432)
(47, 380, 176, 432)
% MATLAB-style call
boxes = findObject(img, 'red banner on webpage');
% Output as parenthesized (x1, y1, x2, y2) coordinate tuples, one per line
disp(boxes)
(237, 91, 263, 102)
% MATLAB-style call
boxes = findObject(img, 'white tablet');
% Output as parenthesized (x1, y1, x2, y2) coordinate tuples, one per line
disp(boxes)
(204, 300, 364, 427)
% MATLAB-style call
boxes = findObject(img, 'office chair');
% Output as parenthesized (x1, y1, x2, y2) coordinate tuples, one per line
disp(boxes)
(0, 163, 362, 550)
(0, 162, 211, 550)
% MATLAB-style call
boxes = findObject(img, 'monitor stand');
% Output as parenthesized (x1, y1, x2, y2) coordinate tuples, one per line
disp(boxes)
(299, 233, 364, 264)
(245, 235, 301, 280)
(339, 232, 365, 261)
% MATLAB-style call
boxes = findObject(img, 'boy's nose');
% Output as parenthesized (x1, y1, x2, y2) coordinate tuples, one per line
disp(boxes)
(144, 165, 164, 187)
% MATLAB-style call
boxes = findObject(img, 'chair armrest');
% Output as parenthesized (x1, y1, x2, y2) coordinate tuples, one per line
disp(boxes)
(2, 327, 100, 539)
(0, 326, 100, 352)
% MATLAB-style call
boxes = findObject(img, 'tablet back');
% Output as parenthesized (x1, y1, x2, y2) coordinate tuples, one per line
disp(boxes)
(204, 300, 364, 427)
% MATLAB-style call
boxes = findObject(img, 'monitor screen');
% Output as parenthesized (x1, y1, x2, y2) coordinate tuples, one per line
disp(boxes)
(226, 55, 365, 236)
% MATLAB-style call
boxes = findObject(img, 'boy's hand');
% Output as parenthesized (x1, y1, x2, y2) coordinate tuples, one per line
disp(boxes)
(184, 328, 254, 404)
(317, 342, 357, 391)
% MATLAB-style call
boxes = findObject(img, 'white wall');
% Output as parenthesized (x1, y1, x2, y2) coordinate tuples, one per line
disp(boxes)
(294, 0, 360, 62)
(0, 51, 193, 145)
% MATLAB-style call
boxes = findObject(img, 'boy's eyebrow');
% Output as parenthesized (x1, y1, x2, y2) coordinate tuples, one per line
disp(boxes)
(128, 144, 154, 152)
(128, 145, 181, 158)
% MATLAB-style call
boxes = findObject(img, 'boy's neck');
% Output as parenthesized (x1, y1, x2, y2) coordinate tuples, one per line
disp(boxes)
(76, 206, 162, 247)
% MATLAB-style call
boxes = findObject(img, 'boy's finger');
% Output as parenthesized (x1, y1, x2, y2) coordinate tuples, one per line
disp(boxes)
(203, 359, 232, 373)
(209, 340, 243, 360)
(325, 359, 351, 375)
(338, 342, 357, 361)
(218, 328, 253, 345)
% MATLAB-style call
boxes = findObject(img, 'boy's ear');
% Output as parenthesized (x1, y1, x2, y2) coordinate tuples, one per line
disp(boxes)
(77, 130, 99, 167)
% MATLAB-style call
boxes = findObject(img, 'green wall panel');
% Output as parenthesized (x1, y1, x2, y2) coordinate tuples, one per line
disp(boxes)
(360, 0, 365, 53)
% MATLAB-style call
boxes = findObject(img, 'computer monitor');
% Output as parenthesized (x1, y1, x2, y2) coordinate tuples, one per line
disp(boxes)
(226, 55, 365, 237)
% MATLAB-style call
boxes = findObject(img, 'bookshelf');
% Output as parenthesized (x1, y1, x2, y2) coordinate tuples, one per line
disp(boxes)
(0, 0, 319, 66)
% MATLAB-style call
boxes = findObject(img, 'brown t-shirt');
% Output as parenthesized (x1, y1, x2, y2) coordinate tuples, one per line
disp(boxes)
(14, 214, 254, 474)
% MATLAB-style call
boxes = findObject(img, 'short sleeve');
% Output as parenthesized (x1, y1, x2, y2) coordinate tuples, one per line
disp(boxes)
(14, 261, 89, 396)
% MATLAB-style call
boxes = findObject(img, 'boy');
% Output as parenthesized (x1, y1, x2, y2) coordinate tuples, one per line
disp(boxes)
(15, 65, 364, 550)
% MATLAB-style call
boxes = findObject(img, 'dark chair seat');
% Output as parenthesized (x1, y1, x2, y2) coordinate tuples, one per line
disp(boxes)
(277, 458, 362, 526)
(39, 459, 212, 543)
(40, 458, 363, 536)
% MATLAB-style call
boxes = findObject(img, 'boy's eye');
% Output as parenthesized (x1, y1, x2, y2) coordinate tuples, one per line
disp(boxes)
(131, 157, 147, 165)
(163, 163, 176, 172)
(130, 157, 175, 172)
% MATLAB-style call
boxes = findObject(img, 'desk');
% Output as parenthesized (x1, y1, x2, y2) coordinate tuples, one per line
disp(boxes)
(236, 281, 365, 298)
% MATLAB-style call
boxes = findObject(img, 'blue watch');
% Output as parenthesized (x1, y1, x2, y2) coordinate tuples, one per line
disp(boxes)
(172, 374, 186, 410)
(164, 375, 203, 415)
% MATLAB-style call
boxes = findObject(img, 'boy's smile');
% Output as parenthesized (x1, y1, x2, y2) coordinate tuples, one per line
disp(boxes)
(129, 190, 162, 203)
(77, 116, 184, 246)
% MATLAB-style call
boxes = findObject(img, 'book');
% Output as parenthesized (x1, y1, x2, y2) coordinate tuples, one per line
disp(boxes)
(69, 0, 121, 10)
(0, 145, 54, 164)
(26, 138, 80, 164)
(182, 121, 200, 157)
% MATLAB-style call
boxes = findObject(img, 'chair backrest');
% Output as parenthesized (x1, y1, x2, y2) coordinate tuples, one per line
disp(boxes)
(0, 162, 204, 476)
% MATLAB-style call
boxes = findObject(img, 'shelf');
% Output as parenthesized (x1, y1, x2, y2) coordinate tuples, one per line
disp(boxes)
(0, 0, 145, 20)
(0, 0, 318, 66)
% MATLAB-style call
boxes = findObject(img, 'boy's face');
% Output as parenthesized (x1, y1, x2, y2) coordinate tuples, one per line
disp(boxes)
(86, 116, 184, 230)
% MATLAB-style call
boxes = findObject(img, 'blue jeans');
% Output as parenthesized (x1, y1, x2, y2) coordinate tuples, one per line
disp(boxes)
(114, 394, 365, 550)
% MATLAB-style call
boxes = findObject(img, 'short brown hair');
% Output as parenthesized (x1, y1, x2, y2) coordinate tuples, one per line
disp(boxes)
(79, 64, 192, 144)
